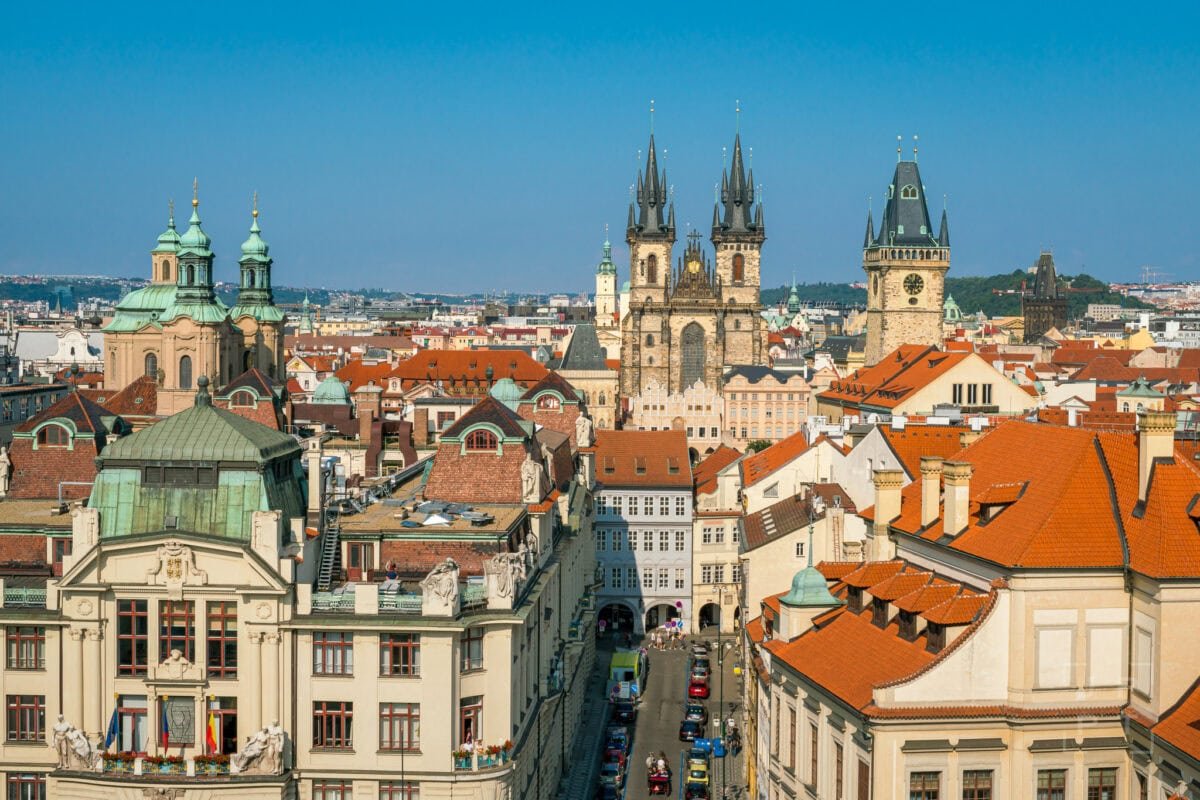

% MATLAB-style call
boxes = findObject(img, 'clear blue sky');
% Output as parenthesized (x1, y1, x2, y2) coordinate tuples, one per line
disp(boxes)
(1, 2, 1197, 292)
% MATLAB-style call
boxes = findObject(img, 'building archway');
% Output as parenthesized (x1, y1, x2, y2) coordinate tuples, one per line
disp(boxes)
(699, 602, 722, 631)
(644, 603, 680, 632)
(599, 603, 635, 636)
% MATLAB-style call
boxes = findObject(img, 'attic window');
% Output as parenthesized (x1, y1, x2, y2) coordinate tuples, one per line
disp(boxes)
(898, 610, 917, 640)
(537, 395, 560, 410)
(763, 482, 779, 499)
(36, 425, 70, 448)
(602, 457, 616, 475)
(231, 390, 255, 407)
(900, 184, 918, 199)
(926, 622, 945, 653)
(634, 456, 647, 475)
(465, 430, 498, 451)
(847, 586, 863, 613)
(871, 598, 889, 629)
(667, 457, 680, 475)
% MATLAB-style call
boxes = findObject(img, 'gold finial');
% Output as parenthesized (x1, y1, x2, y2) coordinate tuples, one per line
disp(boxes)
(192, 177, 199, 208)
(252, 191, 259, 218)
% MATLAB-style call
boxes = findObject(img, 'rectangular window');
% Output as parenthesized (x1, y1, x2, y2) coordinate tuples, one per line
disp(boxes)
(657, 568, 669, 589)
(675, 531, 686, 551)
(116, 695, 147, 753)
(612, 497, 623, 516)
(1086, 768, 1116, 800)
(702, 527, 714, 544)
(596, 496, 607, 515)
(379, 703, 420, 751)
(610, 529, 622, 551)
(627, 567, 638, 588)
(313, 780, 353, 800)
(872, 598, 888, 628)
(676, 496, 686, 516)
(659, 531, 669, 551)
(5, 627, 44, 671)
(962, 770, 993, 800)
(312, 701, 353, 749)
(859, 761, 871, 800)
(731, 563, 742, 583)
(206, 601, 237, 678)
(117, 599, 149, 675)
(610, 568, 623, 589)
(910, 772, 940, 800)
(732, 526, 740, 544)
(314, 632, 354, 675)
(982, 384, 993, 405)
(701, 565, 714, 584)
(967, 384, 978, 406)
(686, 427, 694, 438)
(159, 600, 195, 662)
(952, 383, 963, 405)
(795, 541, 806, 559)
(898, 610, 917, 640)
(714, 527, 725, 544)
(380, 633, 420, 677)
(713, 564, 725, 583)
(460, 627, 484, 671)
(1036, 769, 1066, 800)
(207, 697, 237, 755)
(161, 695, 195, 746)
(628, 496, 639, 515)
(643, 531, 653, 551)
(810, 723, 819, 787)
(5, 696, 43, 742)
(51, 538, 71, 577)
(642, 569, 653, 590)
(380, 782, 420, 800)
(5, 774, 45, 800)
(660, 497, 670, 516)
(596, 530, 607, 551)
(459, 696, 482, 744)
(627, 531, 637, 551)
(835, 742, 844, 799)
(1087, 626, 1123, 686)
(675, 569, 685, 589)
(926, 623, 945, 653)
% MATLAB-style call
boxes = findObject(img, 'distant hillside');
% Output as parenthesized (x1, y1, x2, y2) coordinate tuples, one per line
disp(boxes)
(763, 271, 1153, 318)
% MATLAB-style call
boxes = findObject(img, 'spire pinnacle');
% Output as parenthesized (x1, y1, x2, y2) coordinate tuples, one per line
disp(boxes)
(168, 199, 175, 228)
(192, 177, 199, 208)
(735, 98, 741, 134)
(252, 190, 259, 219)
(896, 135, 902, 162)
(649, 99, 655, 134)
(913, 134, 919, 161)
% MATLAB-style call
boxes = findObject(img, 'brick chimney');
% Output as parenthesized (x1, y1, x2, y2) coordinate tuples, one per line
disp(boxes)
(943, 461, 973, 537)
(1138, 410, 1176, 502)
(869, 468, 904, 561)
(413, 408, 430, 447)
(920, 456, 944, 528)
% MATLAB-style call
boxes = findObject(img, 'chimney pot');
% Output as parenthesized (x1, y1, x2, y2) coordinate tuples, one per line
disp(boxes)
(919, 456, 944, 528)
(942, 460, 973, 536)
(1137, 410, 1176, 502)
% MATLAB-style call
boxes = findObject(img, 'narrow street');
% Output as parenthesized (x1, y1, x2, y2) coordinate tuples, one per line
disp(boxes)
(614, 636, 746, 800)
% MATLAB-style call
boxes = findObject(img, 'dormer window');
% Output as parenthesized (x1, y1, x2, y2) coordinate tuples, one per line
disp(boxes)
(847, 587, 863, 613)
(900, 184, 918, 200)
(871, 598, 889, 629)
(536, 395, 560, 411)
(898, 610, 917, 640)
(230, 390, 255, 407)
(37, 425, 70, 448)
(465, 430, 498, 451)
(926, 622, 945, 653)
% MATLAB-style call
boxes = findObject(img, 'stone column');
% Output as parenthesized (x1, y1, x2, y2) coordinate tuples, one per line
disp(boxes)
(261, 632, 280, 725)
(65, 627, 84, 725)
(246, 631, 263, 730)
(83, 628, 102, 734)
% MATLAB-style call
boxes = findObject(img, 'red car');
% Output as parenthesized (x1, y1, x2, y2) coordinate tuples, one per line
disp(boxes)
(688, 677, 710, 699)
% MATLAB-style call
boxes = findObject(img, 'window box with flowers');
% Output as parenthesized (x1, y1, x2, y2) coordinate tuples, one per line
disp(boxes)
(103, 752, 138, 774)
(193, 753, 230, 776)
(453, 748, 473, 770)
(143, 754, 186, 775)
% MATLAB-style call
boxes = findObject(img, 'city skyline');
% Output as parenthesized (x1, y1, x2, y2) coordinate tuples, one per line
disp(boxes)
(1, 4, 1197, 291)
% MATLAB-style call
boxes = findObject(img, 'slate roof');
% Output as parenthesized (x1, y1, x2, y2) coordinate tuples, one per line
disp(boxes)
(871, 160, 939, 248)
(722, 365, 807, 385)
(15, 390, 108, 435)
(220, 367, 276, 399)
(520, 371, 581, 403)
(742, 484, 856, 552)
(442, 395, 530, 440)
(808, 335, 866, 362)
(557, 324, 609, 371)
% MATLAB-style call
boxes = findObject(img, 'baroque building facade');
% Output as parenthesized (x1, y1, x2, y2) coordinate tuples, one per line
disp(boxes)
(103, 186, 286, 415)
(863, 150, 951, 366)
(619, 132, 767, 403)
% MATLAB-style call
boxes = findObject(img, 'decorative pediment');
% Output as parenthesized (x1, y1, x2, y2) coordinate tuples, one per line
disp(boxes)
(147, 541, 208, 599)
(151, 649, 204, 683)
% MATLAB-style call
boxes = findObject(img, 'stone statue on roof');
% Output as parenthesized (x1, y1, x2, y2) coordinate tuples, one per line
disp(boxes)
(521, 452, 543, 503)
(575, 414, 594, 448)
(0, 446, 10, 497)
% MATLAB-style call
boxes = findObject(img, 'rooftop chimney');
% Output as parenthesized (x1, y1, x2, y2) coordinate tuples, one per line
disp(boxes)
(920, 456, 944, 528)
(1137, 410, 1176, 502)
(869, 468, 904, 560)
(942, 461, 973, 537)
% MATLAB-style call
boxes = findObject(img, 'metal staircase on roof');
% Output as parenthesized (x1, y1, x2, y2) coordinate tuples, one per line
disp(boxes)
(316, 509, 342, 591)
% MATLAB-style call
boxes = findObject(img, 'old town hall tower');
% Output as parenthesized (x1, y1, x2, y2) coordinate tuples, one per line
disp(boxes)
(619, 130, 766, 398)
(862, 146, 950, 366)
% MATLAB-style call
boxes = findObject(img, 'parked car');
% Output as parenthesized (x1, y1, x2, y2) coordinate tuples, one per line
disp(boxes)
(684, 703, 708, 725)
(687, 763, 710, 786)
(605, 726, 631, 757)
(687, 748, 709, 771)
(685, 782, 710, 799)
(595, 784, 622, 800)
(691, 643, 709, 658)
(678, 719, 702, 741)
(689, 666, 710, 682)
(691, 657, 711, 672)
(688, 677, 710, 698)
(599, 761, 625, 789)
(613, 701, 638, 724)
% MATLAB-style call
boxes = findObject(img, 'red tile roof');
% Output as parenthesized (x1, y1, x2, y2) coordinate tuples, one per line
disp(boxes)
(741, 431, 811, 487)
(818, 345, 973, 410)
(891, 581, 961, 614)
(693, 445, 742, 496)
(841, 560, 904, 589)
(391, 349, 549, 387)
(878, 425, 969, 478)
(866, 570, 932, 602)
(922, 592, 987, 625)
(594, 429, 693, 489)
(335, 359, 395, 392)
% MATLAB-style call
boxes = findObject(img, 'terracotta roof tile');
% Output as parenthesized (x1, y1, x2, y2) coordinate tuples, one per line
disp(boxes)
(95, 375, 158, 416)
(594, 429, 692, 488)
(921, 592, 987, 625)
(861, 703, 1122, 720)
(740, 430, 811, 487)
(693, 445, 742, 496)
(818, 345, 973, 410)
(842, 560, 904, 589)
(1150, 678, 1200, 760)
(867, 570, 932, 602)
(891, 581, 960, 614)
(816, 561, 861, 581)
(878, 425, 969, 478)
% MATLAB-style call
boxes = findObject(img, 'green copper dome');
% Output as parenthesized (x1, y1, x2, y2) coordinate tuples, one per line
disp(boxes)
(311, 375, 351, 405)
(1118, 375, 1165, 399)
(178, 200, 212, 257)
(489, 377, 523, 410)
(153, 207, 181, 254)
(780, 565, 842, 608)
(596, 238, 617, 276)
(240, 212, 270, 263)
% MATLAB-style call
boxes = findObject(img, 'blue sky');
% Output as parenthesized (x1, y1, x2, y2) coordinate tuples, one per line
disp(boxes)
(1, 2, 1197, 292)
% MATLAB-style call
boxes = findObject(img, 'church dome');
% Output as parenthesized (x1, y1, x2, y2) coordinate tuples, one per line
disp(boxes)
(153, 211, 181, 254)
(489, 377, 524, 410)
(311, 375, 351, 405)
(240, 211, 270, 262)
(178, 197, 212, 256)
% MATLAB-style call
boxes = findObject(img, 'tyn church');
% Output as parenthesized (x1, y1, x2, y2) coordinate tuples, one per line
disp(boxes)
(619, 133, 766, 398)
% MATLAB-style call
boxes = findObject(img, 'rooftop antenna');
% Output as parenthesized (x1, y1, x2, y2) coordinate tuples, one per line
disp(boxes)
(913, 134, 919, 161)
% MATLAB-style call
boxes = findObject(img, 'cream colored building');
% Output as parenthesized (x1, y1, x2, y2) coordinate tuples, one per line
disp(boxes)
(626, 378, 724, 456)
(691, 447, 744, 633)
(552, 325, 619, 431)
(722, 366, 812, 447)
(1, 377, 596, 800)
(746, 413, 1200, 800)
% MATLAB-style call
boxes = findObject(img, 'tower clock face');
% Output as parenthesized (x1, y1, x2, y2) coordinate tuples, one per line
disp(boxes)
(903, 273, 925, 295)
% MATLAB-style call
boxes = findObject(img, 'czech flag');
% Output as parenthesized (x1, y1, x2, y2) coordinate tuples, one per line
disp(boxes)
(205, 710, 219, 754)
(160, 699, 170, 749)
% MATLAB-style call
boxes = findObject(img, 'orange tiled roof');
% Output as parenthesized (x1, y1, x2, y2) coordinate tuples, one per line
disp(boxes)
(594, 429, 693, 489)
(816, 561, 861, 581)
(891, 581, 960, 614)
(334, 359, 394, 391)
(862, 703, 1123, 720)
(693, 445, 742, 496)
(390, 349, 549, 385)
(867, 570, 932, 602)
(740, 430, 811, 487)
(818, 345, 972, 410)
(922, 592, 987, 625)
(842, 560, 904, 589)
(878, 425, 969, 478)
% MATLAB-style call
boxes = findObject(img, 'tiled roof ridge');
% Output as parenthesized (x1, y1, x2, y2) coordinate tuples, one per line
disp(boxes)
(872, 585, 1001, 694)
(862, 703, 1123, 721)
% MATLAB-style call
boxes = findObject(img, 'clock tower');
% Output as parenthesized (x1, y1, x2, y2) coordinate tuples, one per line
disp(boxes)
(862, 144, 950, 366)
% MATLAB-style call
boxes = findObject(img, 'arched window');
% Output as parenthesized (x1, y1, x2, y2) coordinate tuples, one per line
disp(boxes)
(900, 184, 918, 199)
(646, 334, 655, 347)
(186, 265, 195, 286)
(536, 394, 561, 410)
(243, 350, 253, 371)
(1122, 403, 1130, 412)
(144, 352, 158, 378)
(646, 254, 658, 284)
(179, 355, 193, 390)
(598, 392, 606, 406)
(161, 260, 171, 282)
(733, 253, 745, 282)
(37, 425, 69, 447)
(231, 390, 255, 407)
(465, 429, 498, 451)
(681, 322, 706, 389)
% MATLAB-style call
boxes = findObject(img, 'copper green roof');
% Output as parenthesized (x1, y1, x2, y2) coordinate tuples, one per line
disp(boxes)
(177, 203, 213, 257)
(1117, 376, 1165, 399)
(153, 210, 181, 254)
(780, 565, 842, 608)
(103, 284, 178, 332)
(159, 297, 230, 325)
(229, 303, 286, 323)
(311, 375, 351, 405)
(239, 214, 270, 263)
